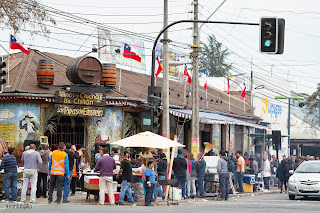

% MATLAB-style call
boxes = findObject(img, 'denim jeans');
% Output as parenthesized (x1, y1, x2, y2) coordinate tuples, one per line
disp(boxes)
(21, 169, 38, 202)
(63, 171, 72, 201)
(3, 172, 18, 201)
(119, 180, 134, 203)
(144, 183, 154, 206)
(264, 177, 270, 190)
(48, 175, 64, 203)
(154, 175, 166, 198)
(237, 172, 244, 193)
(36, 172, 48, 198)
(197, 176, 205, 197)
(219, 173, 229, 200)
(175, 175, 186, 197)
(187, 177, 196, 197)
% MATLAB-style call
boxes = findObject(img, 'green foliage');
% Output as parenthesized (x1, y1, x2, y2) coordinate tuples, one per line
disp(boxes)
(0, 0, 55, 34)
(199, 34, 232, 77)
(304, 83, 320, 126)
(37, 107, 57, 137)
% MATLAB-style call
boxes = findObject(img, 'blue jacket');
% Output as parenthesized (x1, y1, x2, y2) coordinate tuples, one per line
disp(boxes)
(144, 167, 155, 184)
(197, 159, 206, 177)
(48, 153, 70, 177)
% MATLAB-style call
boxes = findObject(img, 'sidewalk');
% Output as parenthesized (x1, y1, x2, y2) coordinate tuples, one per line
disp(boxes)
(6, 186, 280, 206)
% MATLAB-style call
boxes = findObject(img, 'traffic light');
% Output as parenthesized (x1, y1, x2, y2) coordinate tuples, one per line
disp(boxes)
(260, 17, 285, 54)
(272, 130, 281, 149)
(153, 106, 161, 129)
(0, 57, 6, 89)
(260, 17, 278, 53)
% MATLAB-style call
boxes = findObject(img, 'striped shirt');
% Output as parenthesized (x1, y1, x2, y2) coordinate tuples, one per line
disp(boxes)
(0, 154, 17, 173)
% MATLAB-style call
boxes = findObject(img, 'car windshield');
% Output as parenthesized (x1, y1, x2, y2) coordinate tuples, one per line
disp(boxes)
(295, 161, 320, 173)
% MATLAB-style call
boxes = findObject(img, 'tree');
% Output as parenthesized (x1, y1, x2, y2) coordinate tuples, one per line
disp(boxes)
(0, 0, 55, 34)
(199, 34, 232, 77)
(303, 83, 320, 126)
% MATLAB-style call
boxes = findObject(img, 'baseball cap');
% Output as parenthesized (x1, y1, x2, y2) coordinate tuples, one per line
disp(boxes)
(2, 149, 8, 154)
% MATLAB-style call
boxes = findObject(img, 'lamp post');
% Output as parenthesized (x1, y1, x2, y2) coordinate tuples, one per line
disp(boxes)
(275, 95, 304, 156)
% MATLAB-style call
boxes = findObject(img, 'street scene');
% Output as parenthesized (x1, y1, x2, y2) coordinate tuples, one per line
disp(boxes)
(0, 0, 320, 212)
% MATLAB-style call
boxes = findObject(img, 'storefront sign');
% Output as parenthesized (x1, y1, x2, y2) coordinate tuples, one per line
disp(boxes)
(55, 91, 106, 107)
(143, 118, 151, 126)
(55, 105, 105, 117)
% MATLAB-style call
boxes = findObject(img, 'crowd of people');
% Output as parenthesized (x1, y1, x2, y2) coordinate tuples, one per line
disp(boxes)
(1, 142, 319, 205)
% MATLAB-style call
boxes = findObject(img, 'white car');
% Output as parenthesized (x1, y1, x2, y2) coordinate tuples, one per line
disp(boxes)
(288, 160, 320, 200)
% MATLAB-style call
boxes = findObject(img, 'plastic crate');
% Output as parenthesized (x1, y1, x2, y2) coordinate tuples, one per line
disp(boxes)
(105, 192, 120, 202)
(243, 183, 253, 193)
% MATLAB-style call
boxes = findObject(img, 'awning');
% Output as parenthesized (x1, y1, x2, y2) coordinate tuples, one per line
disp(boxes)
(248, 134, 288, 138)
(169, 109, 269, 130)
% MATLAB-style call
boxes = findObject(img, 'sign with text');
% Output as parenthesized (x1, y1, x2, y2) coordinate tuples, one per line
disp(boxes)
(55, 105, 105, 117)
(55, 91, 106, 107)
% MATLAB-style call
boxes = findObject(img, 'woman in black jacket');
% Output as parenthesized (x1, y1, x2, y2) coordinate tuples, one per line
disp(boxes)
(276, 159, 288, 193)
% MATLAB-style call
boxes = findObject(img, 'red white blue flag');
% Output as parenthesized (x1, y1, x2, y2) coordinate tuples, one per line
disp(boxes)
(10, 35, 30, 55)
(227, 78, 230, 94)
(241, 82, 246, 98)
(123, 43, 141, 62)
(155, 57, 162, 77)
(184, 64, 191, 83)
(200, 69, 207, 89)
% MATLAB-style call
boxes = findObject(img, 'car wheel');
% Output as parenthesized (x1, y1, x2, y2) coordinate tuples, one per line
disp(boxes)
(289, 195, 295, 200)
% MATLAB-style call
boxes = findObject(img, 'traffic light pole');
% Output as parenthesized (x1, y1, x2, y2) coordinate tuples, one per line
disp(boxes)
(150, 20, 258, 133)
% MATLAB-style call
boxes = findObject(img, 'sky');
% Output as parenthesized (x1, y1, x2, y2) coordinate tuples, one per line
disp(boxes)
(1, 0, 320, 97)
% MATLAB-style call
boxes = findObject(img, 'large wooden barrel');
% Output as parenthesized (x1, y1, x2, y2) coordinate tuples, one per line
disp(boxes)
(66, 56, 102, 84)
(100, 63, 117, 88)
(36, 60, 55, 85)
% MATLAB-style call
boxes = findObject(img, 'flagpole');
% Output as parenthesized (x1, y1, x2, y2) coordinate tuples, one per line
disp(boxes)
(206, 88, 208, 107)
(119, 64, 122, 93)
(6, 33, 10, 88)
(244, 96, 245, 114)
(229, 91, 230, 111)
(184, 77, 186, 105)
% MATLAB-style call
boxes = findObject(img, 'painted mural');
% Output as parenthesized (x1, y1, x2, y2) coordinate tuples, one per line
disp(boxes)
(88, 107, 123, 147)
(212, 124, 220, 153)
(0, 103, 40, 146)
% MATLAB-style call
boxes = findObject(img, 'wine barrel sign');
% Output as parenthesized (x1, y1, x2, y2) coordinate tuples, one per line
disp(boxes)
(100, 63, 117, 88)
(66, 56, 102, 84)
(54, 91, 106, 107)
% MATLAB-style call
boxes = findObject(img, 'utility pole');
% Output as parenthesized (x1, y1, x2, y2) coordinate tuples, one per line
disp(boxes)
(250, 58, 253, 106)
(288, 98, 291, 156)
(191, 0, 200, 158)
(162, 0, 170, 138)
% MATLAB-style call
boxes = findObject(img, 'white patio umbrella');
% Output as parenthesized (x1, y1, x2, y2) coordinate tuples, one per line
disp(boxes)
(110, 131, 185, 149)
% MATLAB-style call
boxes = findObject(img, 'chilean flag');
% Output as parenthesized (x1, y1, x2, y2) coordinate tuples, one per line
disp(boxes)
(241, 82, 246, 98)
(155, 57, 162, 77)
(201, 69, 207, 89)
(184, 64, 191, 83)
(227, 78, 230, 94)
(123, 43, 141, 62)
(10, 35, 30, 55)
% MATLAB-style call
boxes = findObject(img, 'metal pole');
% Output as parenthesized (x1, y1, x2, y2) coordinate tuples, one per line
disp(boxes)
(192, 0, 200, 158)
(288, 98, 291, 156)
(262, 129, 265, 168)
(162, 0, 170, 138)
(250, 58, 253, 106)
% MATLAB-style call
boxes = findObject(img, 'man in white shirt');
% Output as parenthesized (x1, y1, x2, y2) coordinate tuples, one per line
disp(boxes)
(111, 148, 120, 172)
(262, 155, 271, 193)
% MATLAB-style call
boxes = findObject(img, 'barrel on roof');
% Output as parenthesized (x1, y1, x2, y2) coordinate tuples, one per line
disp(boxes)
(36, 59, 55, 85)
(100, 63, 117, 88)
(66, 56, 102, 84)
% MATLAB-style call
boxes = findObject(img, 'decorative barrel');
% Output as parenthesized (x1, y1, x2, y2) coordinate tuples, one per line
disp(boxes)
(36, 59, 55, 85)
(100, 63, 117, 88)
(66, 56, 102, 84)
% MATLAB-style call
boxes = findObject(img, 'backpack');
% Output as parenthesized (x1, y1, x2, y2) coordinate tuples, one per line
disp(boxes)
(227, 158, 235, 172)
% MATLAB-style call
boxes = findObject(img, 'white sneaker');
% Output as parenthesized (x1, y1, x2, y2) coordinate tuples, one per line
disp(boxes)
(1, 200, 9, 203)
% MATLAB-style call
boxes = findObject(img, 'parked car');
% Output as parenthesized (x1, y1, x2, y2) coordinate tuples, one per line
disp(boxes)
(288, 160, 320, 200)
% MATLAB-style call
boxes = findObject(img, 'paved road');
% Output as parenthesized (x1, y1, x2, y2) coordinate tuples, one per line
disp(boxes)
(1, 193, 319, 213)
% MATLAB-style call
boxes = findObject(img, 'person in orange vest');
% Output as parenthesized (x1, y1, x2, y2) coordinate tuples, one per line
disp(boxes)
(48, 142, 70, 204)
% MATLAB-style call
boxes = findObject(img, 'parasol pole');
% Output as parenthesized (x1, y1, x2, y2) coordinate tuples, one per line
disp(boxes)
(164, 135, 177, 201)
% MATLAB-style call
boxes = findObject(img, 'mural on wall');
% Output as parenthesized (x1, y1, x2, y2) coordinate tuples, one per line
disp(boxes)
(0, 103, 40, 146)
(88, 107, 123, 147)
(212, 124, 220, 153)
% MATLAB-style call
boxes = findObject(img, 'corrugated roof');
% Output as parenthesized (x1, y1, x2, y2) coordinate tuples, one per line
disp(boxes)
(1, 49, 258, 120)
